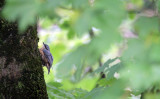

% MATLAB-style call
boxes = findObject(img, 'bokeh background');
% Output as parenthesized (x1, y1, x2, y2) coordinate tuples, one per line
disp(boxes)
(2, 0, 160, 98)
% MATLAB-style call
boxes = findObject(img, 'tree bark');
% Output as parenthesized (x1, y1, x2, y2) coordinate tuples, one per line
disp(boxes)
(0, 1, 48, 99)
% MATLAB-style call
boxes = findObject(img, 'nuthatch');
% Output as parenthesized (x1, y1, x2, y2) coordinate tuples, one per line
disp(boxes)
(39, 42, 53, 74)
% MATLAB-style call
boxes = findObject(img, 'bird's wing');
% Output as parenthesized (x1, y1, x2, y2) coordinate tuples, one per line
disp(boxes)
(43, 49, 53, 66)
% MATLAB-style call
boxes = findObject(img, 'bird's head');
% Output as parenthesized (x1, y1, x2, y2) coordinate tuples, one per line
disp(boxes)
(43, 42, 50, 51)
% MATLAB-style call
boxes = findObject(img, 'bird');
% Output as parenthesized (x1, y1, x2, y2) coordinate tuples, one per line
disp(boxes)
(39, 42, 53, 74)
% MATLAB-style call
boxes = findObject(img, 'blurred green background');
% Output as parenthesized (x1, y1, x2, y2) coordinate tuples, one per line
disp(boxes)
(2, 0, 160, 99)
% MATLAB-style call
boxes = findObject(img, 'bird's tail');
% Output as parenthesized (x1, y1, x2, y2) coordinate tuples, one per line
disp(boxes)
(48, 67, 50, 74)
(46, 64, 50, 74)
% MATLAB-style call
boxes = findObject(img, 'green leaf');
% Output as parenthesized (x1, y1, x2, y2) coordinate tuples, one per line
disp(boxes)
(156, 0, 160, 12)
(71, 0, 89, 9)
(47, 82, 75, 99)
(2, 0, 63, 31)
(105, 63, 121, 81)
(56, 45, 86, 78)
(149, 44, 160, 63)
(145, 93, 160, 99)
(60, 77, 98, 91)
(82, 87, 105, 99)
(122, 39, 147, 62)
(70, 88, 88, 98)
(67, 28, 76, 39)
(72, 63, 83, 82)
(92, 58, 118, 74)
(2, 0, 39, 31)
(94, 80, 125, 99)
(98, 78, 116, 86)
(83, 80, 125, 99)
(134, 16, 159, 38)
(73, 0, 126, 36)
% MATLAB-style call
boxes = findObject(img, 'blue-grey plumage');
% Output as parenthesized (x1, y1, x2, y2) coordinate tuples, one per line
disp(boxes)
(43, 49, 53, 73)
(39, 42, 53, 74)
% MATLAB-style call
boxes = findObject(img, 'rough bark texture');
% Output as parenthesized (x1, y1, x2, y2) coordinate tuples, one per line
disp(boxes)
(0, 1, 48, 99)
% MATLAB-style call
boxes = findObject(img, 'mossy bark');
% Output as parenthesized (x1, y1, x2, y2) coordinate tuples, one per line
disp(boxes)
(0, 1, 48, 99)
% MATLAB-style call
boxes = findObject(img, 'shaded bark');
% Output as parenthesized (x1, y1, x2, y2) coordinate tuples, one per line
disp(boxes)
(0, 1, 48, 98)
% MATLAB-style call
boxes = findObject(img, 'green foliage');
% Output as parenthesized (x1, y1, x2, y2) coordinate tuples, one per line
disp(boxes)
(93, 58, 118, 74)
(145, 93, 160, 99)
(134, 16, 159, 38)
(2, 0, 160, 98)
(2, 0, 38, 31)
(47, 82, 75, 99)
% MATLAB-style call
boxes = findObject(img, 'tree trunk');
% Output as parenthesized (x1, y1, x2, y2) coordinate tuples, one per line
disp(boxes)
(0, 1, 48, 99)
